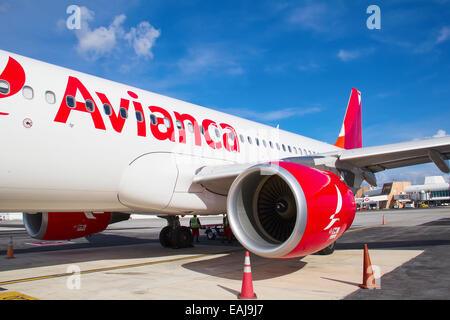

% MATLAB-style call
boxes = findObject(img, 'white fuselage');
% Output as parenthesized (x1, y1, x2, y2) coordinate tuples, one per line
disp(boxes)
(0, 50, 339, 215)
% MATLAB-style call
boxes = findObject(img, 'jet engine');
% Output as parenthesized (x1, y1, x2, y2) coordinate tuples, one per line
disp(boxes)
(23, 212, 130, 240)
(227, 161, 356, 258)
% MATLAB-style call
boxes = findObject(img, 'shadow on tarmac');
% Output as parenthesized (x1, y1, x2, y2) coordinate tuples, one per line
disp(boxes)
(181, 249, 307, 281)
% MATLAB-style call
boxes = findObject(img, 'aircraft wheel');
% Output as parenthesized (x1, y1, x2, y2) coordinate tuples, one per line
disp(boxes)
(177, 226, 193, 248)
(159, 226, 173, 248)
(206, 229, 216, 240)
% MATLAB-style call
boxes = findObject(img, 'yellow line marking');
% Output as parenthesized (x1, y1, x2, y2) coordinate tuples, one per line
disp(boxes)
(0, 249, 241, 287)
(0, 291, 38, 300)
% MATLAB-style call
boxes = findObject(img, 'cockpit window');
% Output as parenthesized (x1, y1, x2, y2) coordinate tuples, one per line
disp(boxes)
(0, 80, 9, 95)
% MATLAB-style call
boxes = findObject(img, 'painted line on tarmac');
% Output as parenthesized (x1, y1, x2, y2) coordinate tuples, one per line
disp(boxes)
(0, 248, 242, 287)
(0, 291, 39, 300)
(346, 226, 376, 233)
(348, 212, 450, 231)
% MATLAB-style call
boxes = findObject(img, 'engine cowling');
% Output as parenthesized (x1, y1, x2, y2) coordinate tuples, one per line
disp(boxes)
(227, 161, 356, 258)
(23, 212, 129, 240)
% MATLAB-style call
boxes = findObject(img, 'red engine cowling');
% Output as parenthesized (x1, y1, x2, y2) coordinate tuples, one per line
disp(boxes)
(227, 161, 356, 258)
(23, 212, 112, 240)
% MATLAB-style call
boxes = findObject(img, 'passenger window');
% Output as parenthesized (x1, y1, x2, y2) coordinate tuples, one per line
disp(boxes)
(282, 144, 286, 151)
(255, 138, 259, 146)
(85, 99, 95, 112)
(66, 95, 75, 108)
(200, 125, 205, 135)
(247, 136, 252, 144)
(103, 103, 112, 116)
(0, 80, 9, 95)
(269, 141, 273, 148)
(150, 114, 157, 125)
(135, 110, 143, 122)
(119, 107, 128, 119)
(176, 120, 183, 129)
(239, 134, 244, 143)
(293, 147, 297, 154)
(263, 140, 267, 147)
(45, 91, 56, 104)
(215, 127, 220, 138)
(276, 143, 280, 150)
(22, 86, 34, 100)
(163, 117, 171, 128)
(187, 122, 194, 133)
(288, 145, 292, 153)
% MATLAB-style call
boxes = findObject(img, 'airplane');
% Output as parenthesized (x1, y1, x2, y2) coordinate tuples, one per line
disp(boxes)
(0, 49, 449, 258)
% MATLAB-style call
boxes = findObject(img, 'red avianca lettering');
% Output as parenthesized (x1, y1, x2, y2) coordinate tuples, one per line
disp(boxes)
(54, 76, 240, 152)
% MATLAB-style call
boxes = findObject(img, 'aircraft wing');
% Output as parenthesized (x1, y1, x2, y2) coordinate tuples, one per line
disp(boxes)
(193, 136, 450, 194)
(335, 136, 450, 173)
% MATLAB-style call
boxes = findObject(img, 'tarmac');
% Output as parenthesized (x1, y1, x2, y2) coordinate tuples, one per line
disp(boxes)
(0, 208, 449, 300)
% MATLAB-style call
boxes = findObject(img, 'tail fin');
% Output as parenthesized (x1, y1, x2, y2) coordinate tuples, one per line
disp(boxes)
(334, 88, 362, 149)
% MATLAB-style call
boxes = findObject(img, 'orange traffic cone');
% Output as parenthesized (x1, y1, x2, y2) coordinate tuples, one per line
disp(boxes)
(382, 215, 386, 225)
(238, 251, 257, 299)
(359, 244, 380, 289)
(6, 236, 14, 259)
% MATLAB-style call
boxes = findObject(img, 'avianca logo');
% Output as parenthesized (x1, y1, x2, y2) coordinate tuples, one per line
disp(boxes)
(54, 76, 240, 153)
(0, 57, 26, 99)
(323, 185, 342, 231)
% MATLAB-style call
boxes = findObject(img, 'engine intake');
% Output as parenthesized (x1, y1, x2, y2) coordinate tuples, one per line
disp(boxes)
(227, 162, 355, 258)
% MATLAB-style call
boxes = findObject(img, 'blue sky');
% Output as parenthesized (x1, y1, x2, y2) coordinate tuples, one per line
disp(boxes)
(1, 0, 449, 184)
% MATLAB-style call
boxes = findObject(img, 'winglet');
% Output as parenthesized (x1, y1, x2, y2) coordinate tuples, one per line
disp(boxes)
(334, 88, 362, 149)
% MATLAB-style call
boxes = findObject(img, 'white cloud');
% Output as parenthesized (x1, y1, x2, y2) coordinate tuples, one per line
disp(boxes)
(222, 106, 322, 122)
(178, 45, 243, 76)
(436, 26, 450, 43)
(374, 164, 448, 186)
(124, 21, 161, 58)
(337, 48, 374, 62)
(287, 3, 328, 32)
(73, 6, 160, 61)
(0, 3, 9, 13)
(433, 129, 448, 138)
(337, 49, 360, 62)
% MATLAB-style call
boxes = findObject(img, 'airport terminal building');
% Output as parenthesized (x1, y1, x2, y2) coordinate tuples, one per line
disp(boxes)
(404, 176, 450, 205)
(356, 176, 450, 210)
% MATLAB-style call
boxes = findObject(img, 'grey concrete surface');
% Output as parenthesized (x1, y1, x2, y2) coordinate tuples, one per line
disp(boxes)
(0, 208, 449, 299)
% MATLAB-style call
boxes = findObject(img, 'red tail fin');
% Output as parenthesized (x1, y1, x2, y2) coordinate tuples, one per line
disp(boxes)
(334, 88, 362, 149)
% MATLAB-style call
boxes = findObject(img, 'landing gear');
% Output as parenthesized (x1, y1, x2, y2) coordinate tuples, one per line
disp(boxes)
(159, 216, 193, 249)
(317, 241, 336, 255)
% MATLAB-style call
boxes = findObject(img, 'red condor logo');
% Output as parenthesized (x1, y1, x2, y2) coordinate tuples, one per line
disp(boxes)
(54, 76, 240, 153)
(0, 56, 26, 99)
